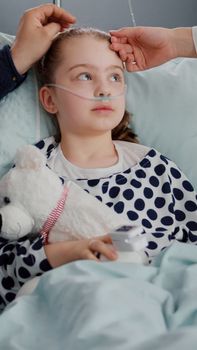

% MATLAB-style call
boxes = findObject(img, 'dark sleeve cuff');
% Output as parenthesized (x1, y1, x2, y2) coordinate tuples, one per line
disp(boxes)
(0, 45, 27, 100)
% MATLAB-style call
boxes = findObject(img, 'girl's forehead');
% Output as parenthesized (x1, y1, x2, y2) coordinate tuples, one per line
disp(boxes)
(62, 34, 108, 45)
(59, 35, 122, 66)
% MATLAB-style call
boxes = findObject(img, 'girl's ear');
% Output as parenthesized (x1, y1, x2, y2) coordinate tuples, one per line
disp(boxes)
(39, 86, 58, 114)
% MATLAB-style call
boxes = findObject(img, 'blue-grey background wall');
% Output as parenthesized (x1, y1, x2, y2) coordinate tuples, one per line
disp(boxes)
(0, 0, 197, 35)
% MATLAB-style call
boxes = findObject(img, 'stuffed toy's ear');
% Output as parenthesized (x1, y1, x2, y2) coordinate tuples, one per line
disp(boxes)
(15, 145, 46, 170)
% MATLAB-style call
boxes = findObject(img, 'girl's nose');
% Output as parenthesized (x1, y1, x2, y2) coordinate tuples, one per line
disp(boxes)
(94, 81, 111, 98)
(98, 91, 110, 97)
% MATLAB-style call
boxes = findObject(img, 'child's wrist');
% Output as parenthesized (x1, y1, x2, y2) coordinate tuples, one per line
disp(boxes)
(44, 241, 70, 268)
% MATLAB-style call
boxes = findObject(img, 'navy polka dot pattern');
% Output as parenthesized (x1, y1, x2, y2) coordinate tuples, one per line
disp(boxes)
(127, 211, 139, 221)
(40, 138, 196, 265)
(35, 137, 196, 264)
(0, 136, 196, 312)
(0, 236, 52, 311)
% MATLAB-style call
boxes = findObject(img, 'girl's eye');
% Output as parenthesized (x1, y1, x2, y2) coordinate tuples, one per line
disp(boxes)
(78, 73, 92, 81)
(110, 74, 122, 82)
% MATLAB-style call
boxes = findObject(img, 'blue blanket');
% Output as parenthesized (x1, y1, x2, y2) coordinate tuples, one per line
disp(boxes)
(1, 242, 197, 350)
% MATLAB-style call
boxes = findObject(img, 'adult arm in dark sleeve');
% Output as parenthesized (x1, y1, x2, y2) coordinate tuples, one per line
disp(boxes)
(0, 4, 76, 100)
(0, 45, 27, 100)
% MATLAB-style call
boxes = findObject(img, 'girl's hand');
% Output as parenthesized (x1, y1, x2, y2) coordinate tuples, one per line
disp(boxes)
(11, 4, 76, 75)
(44, 235, 118, 268)
(110, 26, 195, 72)
(74, 235, 118, 261)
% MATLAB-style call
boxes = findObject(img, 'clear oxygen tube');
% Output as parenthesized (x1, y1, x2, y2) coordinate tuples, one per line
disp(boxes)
(45, 83, 127, 102)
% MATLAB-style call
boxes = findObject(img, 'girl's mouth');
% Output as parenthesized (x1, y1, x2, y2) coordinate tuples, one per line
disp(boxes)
(92, 105, 114, 112)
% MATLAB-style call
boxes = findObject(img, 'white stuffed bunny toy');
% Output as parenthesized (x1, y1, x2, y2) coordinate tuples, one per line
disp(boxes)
(0, 144, 128, 243)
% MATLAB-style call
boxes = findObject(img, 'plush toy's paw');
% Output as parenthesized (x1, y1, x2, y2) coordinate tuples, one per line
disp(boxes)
(0, 205, 34, 240)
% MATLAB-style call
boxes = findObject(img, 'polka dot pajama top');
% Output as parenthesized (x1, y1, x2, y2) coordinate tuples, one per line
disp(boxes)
(0, 137, 196, 311)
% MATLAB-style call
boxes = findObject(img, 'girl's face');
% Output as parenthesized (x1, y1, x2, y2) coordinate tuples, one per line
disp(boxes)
(40, 35, 126, 137)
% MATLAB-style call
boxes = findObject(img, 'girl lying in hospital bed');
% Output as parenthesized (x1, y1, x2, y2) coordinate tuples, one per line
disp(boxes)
(0, 22, 196, 312)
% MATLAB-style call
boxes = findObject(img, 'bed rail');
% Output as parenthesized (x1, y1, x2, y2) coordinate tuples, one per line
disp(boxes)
(53, 0, 61, 7)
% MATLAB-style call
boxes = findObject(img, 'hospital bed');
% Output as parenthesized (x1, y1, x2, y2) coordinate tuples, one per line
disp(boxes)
(0, 1, 197, 349)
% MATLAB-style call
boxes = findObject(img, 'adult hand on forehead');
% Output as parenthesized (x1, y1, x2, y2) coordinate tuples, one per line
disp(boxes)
(11, 4, 76, 75)
(110, 26, 195, 72)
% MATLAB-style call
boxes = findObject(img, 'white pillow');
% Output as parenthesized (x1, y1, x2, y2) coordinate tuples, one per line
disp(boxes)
(0, 33, 57, 177)
(126, 58, 197, 191)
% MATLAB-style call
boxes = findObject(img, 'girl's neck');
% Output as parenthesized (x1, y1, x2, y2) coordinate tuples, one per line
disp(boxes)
(60, 133, 118, 169)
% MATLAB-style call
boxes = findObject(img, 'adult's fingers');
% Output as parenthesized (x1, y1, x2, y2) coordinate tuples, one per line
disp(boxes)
(26, 4, 76, 26)
(110, 27, 137, 38)
(125, 60, 140, 72)
(44, 22, 62, 38)
(110, 36, 128, 44)
(119, 50, 135, 64)
(110, 42, 134, 54)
